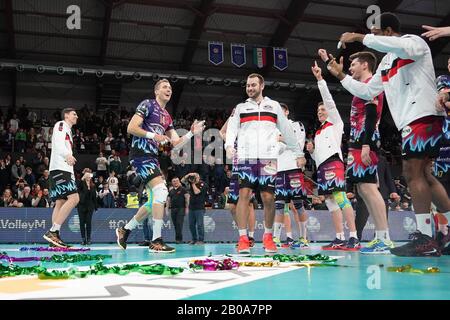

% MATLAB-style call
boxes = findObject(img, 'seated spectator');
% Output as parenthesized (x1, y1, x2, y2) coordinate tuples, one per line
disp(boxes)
(11, 159, 26, 183)
(31, 151, 44, 174)
(95, 175, 105, 192)
(104, 132, 114, 155)
(217, 187, 230, 209)
(107, 171, 119, 196)
(401, 201, 411, 211)
(109, 154, 122, 175)
(27, 127, 37, 151)
(0, 189, 15, 207)
(95, 152, 108, 179)
(37, 157, 50, 177)
(18, 186, 32, 207)
(13, 179, 27, 199)
(14, 128, 27, 153)
(31, 184, 50, 208)
(0, 159, 9, 194)
(115, 134, 127, 155)
(35, 137, 45, 151)
(24, 167, 36, 187)
(38, 170, 50, 190)
(98, 182, 115, 208)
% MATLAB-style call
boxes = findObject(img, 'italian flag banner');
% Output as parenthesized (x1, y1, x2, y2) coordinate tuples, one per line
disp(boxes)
(253, 47, 267, 69)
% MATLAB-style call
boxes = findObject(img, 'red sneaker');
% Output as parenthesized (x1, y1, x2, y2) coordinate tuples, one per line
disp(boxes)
(237, 235, 250, 254)
(263, 233, 277, 253)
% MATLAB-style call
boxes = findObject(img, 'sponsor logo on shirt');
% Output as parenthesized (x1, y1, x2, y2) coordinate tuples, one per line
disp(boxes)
(401, 126, 412, 138)
(347, 153, 355, 165)
(290, 178, 301, 188)
(324, 171, 336, 180)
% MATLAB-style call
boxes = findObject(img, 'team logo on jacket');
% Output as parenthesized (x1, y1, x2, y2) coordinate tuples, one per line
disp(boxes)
(290, 178, 301, 188)
(263, 105, 273, 111)
(347, 153, 355, 165)
(263, 163, 277, 175)
(401, 126, 412, 138)
(324, 171, 336, 180)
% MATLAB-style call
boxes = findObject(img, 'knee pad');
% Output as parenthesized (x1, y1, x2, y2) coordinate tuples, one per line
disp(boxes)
(275, 200, 285, 213)
(152, 183, 168, 205)
(143, 187, 154, 213)
(325, 198, 340, 212)
(332, 191, 352, 210)
(292, 199, 303, 210)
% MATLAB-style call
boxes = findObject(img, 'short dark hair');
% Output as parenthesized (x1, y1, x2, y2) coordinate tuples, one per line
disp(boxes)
(317, 101, 324, 108)
(280, 103, 289, 111)
(61, 108, 76, 120)
(349, 51, 378, 74)
(379, 12, 401, 33)
(247, 73, 264, 84)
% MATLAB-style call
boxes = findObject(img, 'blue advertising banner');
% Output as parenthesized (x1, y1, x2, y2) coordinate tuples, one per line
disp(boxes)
(0, 208, 417, 243)
(230, 43, 246, 67)
(273, 47, 288, 71)
(208, 41, 224, 66)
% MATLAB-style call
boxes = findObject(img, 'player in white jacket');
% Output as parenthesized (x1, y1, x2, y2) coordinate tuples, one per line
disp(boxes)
(308, 62, 358, 251)
(225, 73, 304, 254)
(329, 12, 449, 257)
(43, 108, 80, 248)
(273, 103, 309, 249)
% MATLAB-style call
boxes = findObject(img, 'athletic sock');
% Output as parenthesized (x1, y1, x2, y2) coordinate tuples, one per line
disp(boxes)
(50, 223, 61, 232)
(239, 229, 247, 237)
(299, 221, 307, 238)
(152, 219, 163, 241)
(125, 217, 139, 231)
(375, 230, 391, 242)
(336, 232, 345, 241)
(273, 222, 282, 239)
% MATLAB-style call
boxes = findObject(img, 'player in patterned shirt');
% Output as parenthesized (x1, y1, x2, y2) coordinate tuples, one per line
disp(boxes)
(321, 49, 393, 254)
(116, 79, 205, 253)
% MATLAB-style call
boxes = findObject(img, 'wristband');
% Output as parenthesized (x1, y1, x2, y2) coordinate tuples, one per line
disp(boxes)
(185, 131, 194, 139)
(145, 132, 155, 139)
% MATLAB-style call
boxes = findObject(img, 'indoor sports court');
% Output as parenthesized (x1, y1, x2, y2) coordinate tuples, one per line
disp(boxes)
(1, 0, 450, 302)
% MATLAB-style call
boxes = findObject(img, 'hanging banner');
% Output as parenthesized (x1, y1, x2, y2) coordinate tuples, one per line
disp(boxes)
(253, 47, 267, 69)
(230, 44, 246, 68)
(208, 42, 224, 66)
(273, 47, 288, 71)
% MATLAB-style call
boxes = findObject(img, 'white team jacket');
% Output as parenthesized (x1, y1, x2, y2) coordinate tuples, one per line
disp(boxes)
(49, 120, 74, 174)
(341, 33, 445, 130)
(277, 120, 306, 172)
(225, 97, 302, 160)
(310, 80, 344, 168)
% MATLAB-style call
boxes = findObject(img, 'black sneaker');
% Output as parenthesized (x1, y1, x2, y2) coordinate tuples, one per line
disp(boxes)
(322, 238, 346, 250)
(390, 231, 441, 257)
(43, 230, 69, 248)
(139, 240, 151, 246)
(149, 238, 175, 253)
(248, 237, 255, 248)
(345, 237, 362, 251)
(116, 227, 131, 250)
(442, 245, 450, 255)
